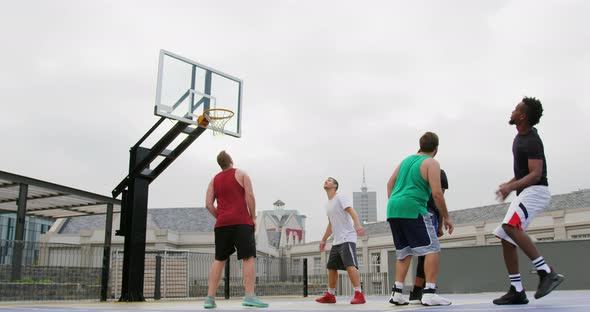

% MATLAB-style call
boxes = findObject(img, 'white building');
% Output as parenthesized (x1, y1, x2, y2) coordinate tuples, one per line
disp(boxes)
(0, 215, 54, 265)
(43, 189, 590, 276)
(285, 189, 590, 275)
(255, 200, 306, 256)
(43, 201, 306, 257)
(36, 189, 590, 296)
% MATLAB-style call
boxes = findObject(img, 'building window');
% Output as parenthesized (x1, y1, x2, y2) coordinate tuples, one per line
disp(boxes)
(370, 252, 381, 273)
(6, 218, 14, 240)
(291, 258, 301, 275)
(356, 252, 363, 272)
(537, 237, 554, 241)
(572, 233, 590, 239)
(313, 257, 322, 275)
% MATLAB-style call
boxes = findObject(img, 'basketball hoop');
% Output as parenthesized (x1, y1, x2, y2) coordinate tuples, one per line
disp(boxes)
(198, 108, 234, 136)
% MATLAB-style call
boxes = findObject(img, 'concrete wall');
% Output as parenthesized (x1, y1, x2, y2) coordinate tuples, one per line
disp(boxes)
(0, 265, 101, 284)
(433, 239, 590, 293)
(0, 265, 102, 301)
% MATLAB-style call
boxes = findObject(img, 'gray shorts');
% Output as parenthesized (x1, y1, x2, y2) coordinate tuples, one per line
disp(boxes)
(327, 242, 358, 270)
(388, 213, 440, 260)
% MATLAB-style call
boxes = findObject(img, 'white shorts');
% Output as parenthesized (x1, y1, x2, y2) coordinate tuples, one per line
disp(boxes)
(493, 185, 551, 246)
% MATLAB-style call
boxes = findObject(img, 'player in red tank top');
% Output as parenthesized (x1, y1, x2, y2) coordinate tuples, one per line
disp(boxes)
(212, 167, 254, 228)
(203, 151, 267, 309)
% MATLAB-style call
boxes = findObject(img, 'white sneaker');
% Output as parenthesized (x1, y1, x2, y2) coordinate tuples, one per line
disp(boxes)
(388, 291, 409, 306)
(421, 292, 452, 306)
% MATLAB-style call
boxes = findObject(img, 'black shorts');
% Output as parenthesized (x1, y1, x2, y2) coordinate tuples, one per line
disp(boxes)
(214, 224, 256, 261)
(327, 242, 358, 271)
(388, 214, 440, 259)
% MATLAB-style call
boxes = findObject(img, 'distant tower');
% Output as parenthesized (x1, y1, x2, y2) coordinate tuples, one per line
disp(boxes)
(353, 166, 377, 223)
(273, 199, 286, 216)
(361, 167, 368, 192)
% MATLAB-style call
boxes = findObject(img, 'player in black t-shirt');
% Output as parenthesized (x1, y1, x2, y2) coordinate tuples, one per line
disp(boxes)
(492, 97, 564, 305)
(409, 170, 448, 304)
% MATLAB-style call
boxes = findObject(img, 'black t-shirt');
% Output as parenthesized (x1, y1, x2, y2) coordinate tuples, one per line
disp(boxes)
(513, 128, 548, 194)
(427, 169, 448, 218)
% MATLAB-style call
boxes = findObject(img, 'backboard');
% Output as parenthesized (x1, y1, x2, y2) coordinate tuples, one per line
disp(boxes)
(155, 50, 242, 137)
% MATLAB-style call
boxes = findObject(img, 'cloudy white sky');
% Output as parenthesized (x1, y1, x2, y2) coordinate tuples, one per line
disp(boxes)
(1, 1, 589, 241)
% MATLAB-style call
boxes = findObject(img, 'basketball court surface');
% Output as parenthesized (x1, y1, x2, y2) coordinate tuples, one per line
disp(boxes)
(0, 291, 587, 311)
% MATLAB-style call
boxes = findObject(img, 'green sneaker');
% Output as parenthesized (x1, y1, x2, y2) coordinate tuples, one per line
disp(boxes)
(204, 296, 217, 309)
(242, 295, 269, 308)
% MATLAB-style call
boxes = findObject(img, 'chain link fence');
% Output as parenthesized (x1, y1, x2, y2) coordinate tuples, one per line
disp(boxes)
(0, 239, 103, 301)
(110, 250, 390, 299)
(0, 240, 389, 301)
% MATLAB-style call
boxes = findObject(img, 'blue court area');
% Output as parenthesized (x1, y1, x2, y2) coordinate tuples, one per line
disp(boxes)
(0, 291, 587, 312)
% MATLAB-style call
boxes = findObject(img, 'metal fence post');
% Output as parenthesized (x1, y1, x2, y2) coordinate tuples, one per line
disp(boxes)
(338, 272, 343, 296)
(185, 252, 189, 298)
(163, 250, 168, 299)
(224, 259, 230, 299)
(114, 250, 120, 299)
(303, 258, 308, 297)
(154, 255, 162, 300)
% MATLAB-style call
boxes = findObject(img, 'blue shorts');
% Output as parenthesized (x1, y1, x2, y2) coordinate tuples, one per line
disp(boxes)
(427, 207, 439, 229)
(388, 213, 440, 259)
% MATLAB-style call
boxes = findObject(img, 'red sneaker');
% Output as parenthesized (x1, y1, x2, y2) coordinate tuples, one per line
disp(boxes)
(350, 290, 366, 304)
(315, 292, 336, 303)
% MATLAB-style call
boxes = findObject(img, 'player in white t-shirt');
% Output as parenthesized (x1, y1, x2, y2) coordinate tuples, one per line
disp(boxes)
(315, 177, 366, 305)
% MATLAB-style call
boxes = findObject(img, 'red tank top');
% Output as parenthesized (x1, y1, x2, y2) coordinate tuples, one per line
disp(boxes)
(213, 168, 254, 228)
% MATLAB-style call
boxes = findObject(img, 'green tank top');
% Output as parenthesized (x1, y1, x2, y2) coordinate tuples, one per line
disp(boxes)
(387, 154, 431, 219)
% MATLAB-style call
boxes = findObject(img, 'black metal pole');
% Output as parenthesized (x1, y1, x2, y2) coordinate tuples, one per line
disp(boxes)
(100, 203, 114, 301)
(11, 183, 28, 281)
(224, 260, 230, 299)
(154, 255, 162, 300)
(118, 190, 129, 297)
(303, 258, 308, 297)
(119, 147, 150, 302)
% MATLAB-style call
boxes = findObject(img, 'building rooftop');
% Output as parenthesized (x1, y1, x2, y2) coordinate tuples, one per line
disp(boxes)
(363, 189, 590, 237)
(59, 207, 215, 234)
(262, 209, 306, 228)
(57, 189, 590, 237)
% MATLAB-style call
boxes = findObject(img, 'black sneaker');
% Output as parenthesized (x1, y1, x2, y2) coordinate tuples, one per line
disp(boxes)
(409, 287, 423, 304)
(493, 286, 529, 305)
(534, 268, 564, 299)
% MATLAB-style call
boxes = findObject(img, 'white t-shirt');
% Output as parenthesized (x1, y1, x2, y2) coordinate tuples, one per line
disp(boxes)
(325, 193, 357, 245)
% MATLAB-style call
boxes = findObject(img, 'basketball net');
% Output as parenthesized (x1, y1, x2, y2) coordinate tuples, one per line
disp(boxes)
(203, 108, 234, 136)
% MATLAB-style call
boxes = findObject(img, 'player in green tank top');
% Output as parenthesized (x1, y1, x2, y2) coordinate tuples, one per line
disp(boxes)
(387, 154, 432, 219)
(385, 132, 454, 306)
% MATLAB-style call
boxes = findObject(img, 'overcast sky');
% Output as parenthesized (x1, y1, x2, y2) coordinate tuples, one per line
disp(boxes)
(1, 0, 589, 241)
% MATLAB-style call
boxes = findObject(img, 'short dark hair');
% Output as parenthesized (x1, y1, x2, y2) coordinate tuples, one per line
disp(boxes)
(419, 132, 439, 153)
(216, 150, 232, 169)
(328, 177, 339, 191)
(522, 97, 544, 126)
